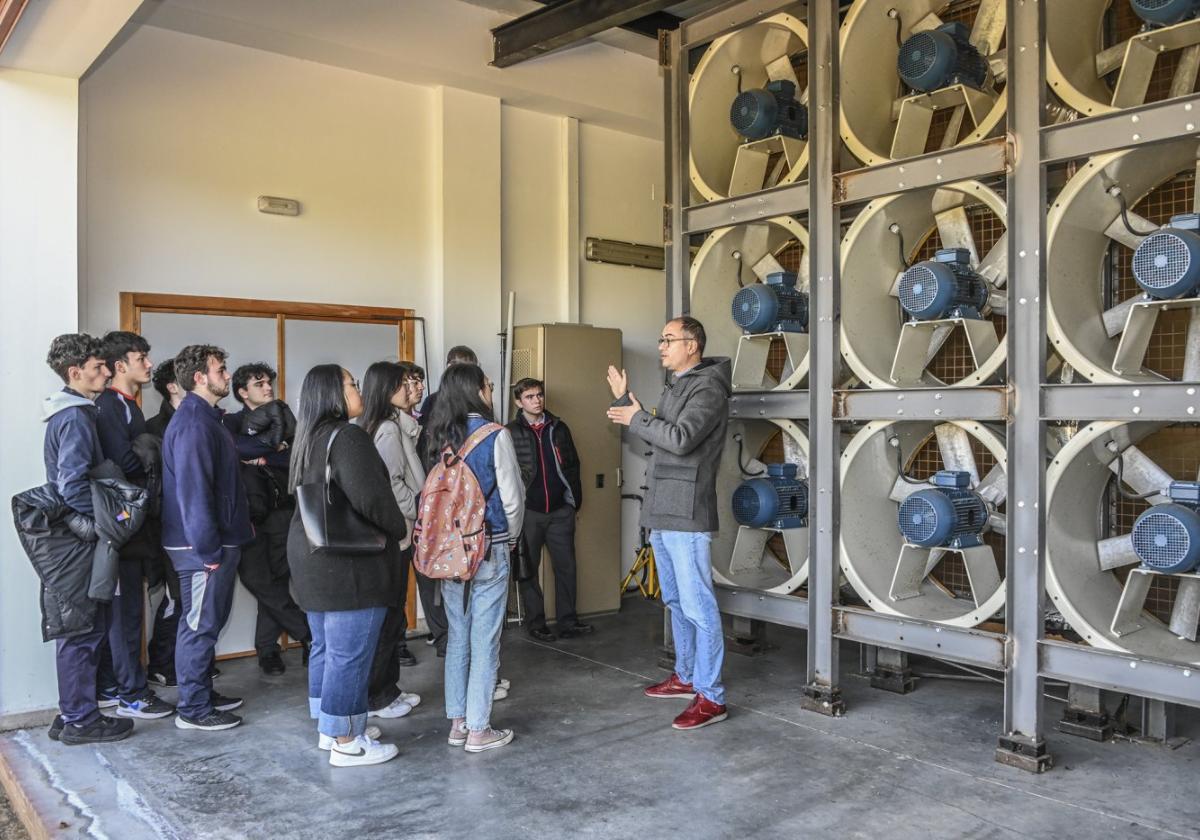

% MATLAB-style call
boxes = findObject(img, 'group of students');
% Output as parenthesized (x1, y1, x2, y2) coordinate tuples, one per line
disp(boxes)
(30, 331, 601, 766)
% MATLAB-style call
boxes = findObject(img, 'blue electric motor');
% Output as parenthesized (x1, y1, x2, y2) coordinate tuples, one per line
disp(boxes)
(732, 271, 809, 334)
(1131, 481, 1200, 574)
(897, 21, 989, 93)
(729, 79, 809, 142)
(1131, 0, 1200, 27)
(897, 248, 990, 321)
(1131, 214, 1200, 300)
(732, 463, 808, 529)
(897, 470, 989, 549)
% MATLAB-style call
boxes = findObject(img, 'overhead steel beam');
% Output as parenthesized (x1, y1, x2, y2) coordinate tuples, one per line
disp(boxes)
(0, 0, 30, 56)
(492, 0, 681, 67)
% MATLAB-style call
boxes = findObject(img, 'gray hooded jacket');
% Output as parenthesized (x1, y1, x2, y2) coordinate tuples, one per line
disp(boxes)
(620, 357, 731, 533)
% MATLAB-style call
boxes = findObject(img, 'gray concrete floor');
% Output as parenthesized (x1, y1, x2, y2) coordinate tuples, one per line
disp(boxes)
(1, 597, 1198, 840)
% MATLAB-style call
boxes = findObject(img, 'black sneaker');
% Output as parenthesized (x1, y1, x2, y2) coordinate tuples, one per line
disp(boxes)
(529, 626, 557, 642)
(396, 645, 417, 667)
(301, 640, 311, 668)
(175, 710, 242, 731)
(207, 664, 222, 680)
(47, 714, 64, 741)
(557, 622, 594, 639)
(147, 668, 176, 687)
(60, 715, 134, 745)
(210, 691, 243, 712)
(97, 685, 120, 709)
(258, 651, 286, 676)
(117, 694, 175, 720)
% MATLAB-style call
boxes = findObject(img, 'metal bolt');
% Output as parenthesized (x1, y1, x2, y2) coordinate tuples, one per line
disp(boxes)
(1133, 406, 1141, 415)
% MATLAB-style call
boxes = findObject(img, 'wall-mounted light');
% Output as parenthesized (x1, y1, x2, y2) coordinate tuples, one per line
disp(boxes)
(258, 196, 300, 216)
(585, 237, 664, 270)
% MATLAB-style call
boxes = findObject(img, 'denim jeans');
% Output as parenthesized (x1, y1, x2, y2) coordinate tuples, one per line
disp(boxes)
(307, 606, 387, 739)
(650, 530, 726, 705)
(443, 542, 510, 731)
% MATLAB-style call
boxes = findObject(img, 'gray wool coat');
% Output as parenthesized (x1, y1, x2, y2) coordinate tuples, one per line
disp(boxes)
(618, 357, 731, 533)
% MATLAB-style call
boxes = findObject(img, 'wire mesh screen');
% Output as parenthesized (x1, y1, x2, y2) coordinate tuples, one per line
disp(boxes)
(1108, 4, 1200, 105)
(912, 203, 1007, 383)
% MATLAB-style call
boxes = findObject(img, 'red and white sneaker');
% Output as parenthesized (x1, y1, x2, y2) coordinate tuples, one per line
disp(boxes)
(672, 694, 728, 730)
(643, 673, 696, 699)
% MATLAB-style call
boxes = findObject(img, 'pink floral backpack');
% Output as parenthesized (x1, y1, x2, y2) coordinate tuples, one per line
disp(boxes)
(412, 423, 503, 581)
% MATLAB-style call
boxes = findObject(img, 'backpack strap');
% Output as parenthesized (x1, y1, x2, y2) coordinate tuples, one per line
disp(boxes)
(441, 422, 503, 466)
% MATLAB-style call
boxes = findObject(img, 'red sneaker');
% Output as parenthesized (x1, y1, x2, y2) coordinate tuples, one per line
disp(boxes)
(672, 694, 728, 730)
(643, 673, 696, 699)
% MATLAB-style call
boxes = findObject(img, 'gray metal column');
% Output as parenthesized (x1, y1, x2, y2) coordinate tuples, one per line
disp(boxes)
(802, 0, 844, 717)
(996, 0, 1051, 773)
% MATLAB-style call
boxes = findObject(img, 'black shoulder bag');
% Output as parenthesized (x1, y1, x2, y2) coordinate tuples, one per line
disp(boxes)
(296, 426, 387, 555)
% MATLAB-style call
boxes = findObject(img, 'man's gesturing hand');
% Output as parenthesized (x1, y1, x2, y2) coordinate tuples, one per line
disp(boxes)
(606, 365, 628, 400)
(606, 393, 642, 426)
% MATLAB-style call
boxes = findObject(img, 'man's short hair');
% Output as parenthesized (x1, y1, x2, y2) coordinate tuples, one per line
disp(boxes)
(101, 331, 151, 372)
(46, 334, 103, 384)
(512, 377, 544, 402)
(174, 344, 227, 393)
(152, 359, 177, 401)
(673, 316, 707, 355)
(445, 345, 477, 367)
(231, 362, 277, 404)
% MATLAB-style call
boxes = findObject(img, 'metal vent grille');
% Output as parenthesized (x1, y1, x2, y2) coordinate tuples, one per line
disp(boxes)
(731, 483, 763, 522)
(510, 348, 533, 383)
(732, 286, 764, 329)
(1132, 231, 1191, 291)
(1131, 511, 1191, 570)
(729, 92, 761, 134)
(899, 495, 939, 543)
(898, 264, 938, 314)
(1133, 0, 1175, 10)
(898, 32, 939, 81)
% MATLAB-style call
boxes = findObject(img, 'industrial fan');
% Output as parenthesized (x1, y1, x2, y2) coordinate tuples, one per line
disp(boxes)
(1047, 138, 1200, 382)
(689, 11, 809, 202)
(1046, 422, 1200, 665)
(711, 419, 810, 594)
(840, 420, 1008, 627)
(841, 181, 1008, 388)
(1048, 0, 1200, 118)
(841, 0, 1007, 166)
(691, 217, 810, 390)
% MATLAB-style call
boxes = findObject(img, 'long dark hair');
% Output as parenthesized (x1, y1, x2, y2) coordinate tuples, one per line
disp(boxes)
(421, 363, 493, 465)
(360, 361, 408, 438)
(289, 364, 349, 492)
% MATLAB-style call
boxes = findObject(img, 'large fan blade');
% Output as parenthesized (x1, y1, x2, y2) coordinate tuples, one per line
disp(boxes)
(888, 268, 906, 297)
(1104, 209, 1155, 250)
(908, 12, 944, 36)
(794, 245, 810, 292)
(764, 54, 801, 92)
(969, 0, 1005, 57)
(729, 526, 772, 575)
(1170, 45, 1200, 100)
(986, 288, 1008, 316)
(933, 205, 980, 265)
(889, 474, 932, 503)
(977, 232, 1008, 288)
(1108, 446, 1171, 503)
(1097, 534, 1140, 571)
(975, 464, 1007, 507)
(1170, 578, 1200, 642)
(751, 253, 785, 282)
(1096, 39, 1132, 78)
(1184, 309, 1200, 381)
(987, 511, 1006, 536)
(935, 424, 980, 483)
(740, 223, 771, 262)
(1103, 295, 1143, 338)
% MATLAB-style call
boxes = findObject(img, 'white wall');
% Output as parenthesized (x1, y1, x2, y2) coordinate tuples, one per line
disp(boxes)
(81, 26, 436, 349)
(0, 69, 82, 724)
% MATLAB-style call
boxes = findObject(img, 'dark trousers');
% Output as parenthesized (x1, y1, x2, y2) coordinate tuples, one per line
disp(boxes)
(173, 548, 240, 719)
(415, 567, 447, 653)
(146, 568, 180, 676)
(107, 557, 149, 702)
(56, 602, 111, 725)
(239, 507, 309, 655)
(518, 505, 579, 630)
(367, 547, 412, 711)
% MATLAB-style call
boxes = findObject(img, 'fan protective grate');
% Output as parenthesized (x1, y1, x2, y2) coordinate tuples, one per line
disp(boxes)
(899, 495, 939, 543)
(1131, 510, 1191, 570)
(898, 32, 939, 81)
(1133, 232, 1191, 291)
(898, 264, 939, 314)
(732, 286, 764, 327)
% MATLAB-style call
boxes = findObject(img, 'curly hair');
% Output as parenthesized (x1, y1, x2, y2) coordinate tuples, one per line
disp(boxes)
(46, 334, 103, 383)
(101, 331, 150, 372)
(151, 359, 177, 401)
(231, 362, 277, 404)
(174, 344, 227, 393)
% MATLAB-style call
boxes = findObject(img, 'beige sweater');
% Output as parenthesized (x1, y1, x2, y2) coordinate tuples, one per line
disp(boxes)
(372, 410, 425, 550)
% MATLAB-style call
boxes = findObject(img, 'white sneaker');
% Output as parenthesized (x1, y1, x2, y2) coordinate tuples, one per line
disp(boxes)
(329, 735, 398, 767)
(367, 696, 413, 719)
(397, 691, 421, 708)
(493, 683, 509, 701)
(319, 725, 381, 751)
(497, 678, 510, 691)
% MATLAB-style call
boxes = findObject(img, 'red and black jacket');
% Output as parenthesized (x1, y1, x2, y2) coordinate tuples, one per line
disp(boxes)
(506, 410, 582, 514)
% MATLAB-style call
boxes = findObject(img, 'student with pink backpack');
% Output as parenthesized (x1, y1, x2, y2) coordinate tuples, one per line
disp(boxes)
(414, 363, 524, 753)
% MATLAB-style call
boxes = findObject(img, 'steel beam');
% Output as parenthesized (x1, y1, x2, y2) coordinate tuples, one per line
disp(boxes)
(492, 0, 680, 67)
(834, 387, 1008, 421)
(1042, 383, 1200, 422)
(715, 584, 809, 629)
(998, 0, 1051, 774)
(1040, 641, 1200, 709)
(1041, 91, 1200, 163)
(729, 389, 809, 419)
(683, 181, 810, 234)
(665, 29, 689, 318)
(680, 0, 800, 48)
(835, 138, 1008, 206)
(834, 608, 1008, 670)
(802, 0, 844, 718)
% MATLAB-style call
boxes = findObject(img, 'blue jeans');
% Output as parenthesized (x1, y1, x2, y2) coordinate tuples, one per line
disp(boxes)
(650, 530, 726, 705)
(443, 542, 510, 731)
(307, 606, 387, 739)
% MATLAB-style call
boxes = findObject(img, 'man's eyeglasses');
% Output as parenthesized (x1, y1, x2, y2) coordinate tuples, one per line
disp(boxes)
(658, 336, 692, 347)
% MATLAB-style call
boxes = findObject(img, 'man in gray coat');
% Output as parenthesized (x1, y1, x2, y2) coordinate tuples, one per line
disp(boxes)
(607, 316, 731, 731)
